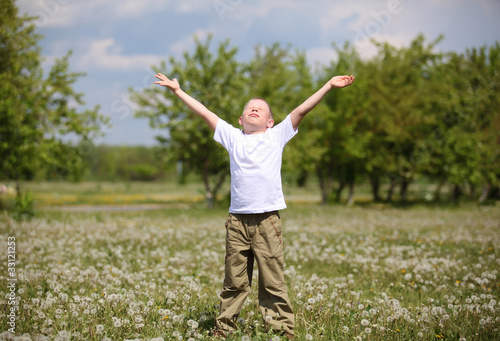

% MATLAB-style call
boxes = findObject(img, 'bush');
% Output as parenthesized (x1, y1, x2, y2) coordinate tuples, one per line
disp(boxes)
(13, 191, 35, 220)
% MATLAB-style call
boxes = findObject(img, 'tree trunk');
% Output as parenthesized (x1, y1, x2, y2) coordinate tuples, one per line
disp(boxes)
(16, 179, 22, 198)
(370, 174, 382, 202)
(296, 169, 308, 187)
(434, 178, 447, 202)
(317, 166, 333, 205)
(469, 183, 476, 198)
(452, 185, 462, 203)
(202, 160, 214, 209)
(400, 178, 410, 203)
(479, 183, 491, 203)
(490, 184, 500, 200)
(335, 181, 345, 203)
(212, 172, 228, 206)
(205, 191, 214, 209)
(347, 182, 355, 206)
(386, 177, 397, 202)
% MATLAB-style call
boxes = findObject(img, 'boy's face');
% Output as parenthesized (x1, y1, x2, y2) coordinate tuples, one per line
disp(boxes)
(239, 99, 274, 134)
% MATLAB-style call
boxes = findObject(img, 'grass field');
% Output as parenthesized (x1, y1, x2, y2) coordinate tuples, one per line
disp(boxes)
(0, 181, 499, 340)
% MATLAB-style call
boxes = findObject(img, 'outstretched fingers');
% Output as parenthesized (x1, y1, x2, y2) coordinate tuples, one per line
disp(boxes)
(154, 73, 168, 84)
(331, 75, 355, 88)
(154, 73, 180, 91)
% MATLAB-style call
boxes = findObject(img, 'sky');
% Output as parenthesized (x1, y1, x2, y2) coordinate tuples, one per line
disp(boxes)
(17, 0, 500, 146)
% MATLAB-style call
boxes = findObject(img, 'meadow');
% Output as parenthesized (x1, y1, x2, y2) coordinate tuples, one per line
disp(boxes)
(0, 181, 499, 340)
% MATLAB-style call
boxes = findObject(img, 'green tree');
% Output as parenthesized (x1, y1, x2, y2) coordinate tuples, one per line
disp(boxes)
(131, 36, 245, 208)
(318, 42, 369, 205)
(427, 43, 500, 202)
(0, 0, 108, 200)
(363, 35, 445, 202)
(244, 43, 316, 185)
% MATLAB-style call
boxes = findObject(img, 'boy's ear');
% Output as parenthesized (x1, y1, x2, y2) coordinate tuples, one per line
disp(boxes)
(267, 119, 274, 128)
(238, 116, 243, 126)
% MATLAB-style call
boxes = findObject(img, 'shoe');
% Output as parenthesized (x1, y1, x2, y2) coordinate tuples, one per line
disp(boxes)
(213, 330, 227, 338)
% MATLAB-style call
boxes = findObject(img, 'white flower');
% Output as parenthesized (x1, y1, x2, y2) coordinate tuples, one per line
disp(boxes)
(96, 324, 104, 334)
(342, 326, 349, 333)
(361, 319, 369, 326)
(365, 327, 372, 334)
(241, 336, 251, 341)
(305, 334, 313, 341)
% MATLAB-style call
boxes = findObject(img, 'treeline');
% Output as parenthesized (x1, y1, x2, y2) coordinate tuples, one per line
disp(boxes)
(130, 35, 499, 205)
(2, 0, 499, 207)
(30, 144, 172, 182)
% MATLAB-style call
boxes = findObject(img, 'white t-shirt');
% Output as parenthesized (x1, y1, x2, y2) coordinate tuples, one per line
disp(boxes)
(214, 114, 298, 214)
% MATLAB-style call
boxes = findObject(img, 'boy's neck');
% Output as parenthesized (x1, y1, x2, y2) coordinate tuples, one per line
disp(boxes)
(242, 125, 269, 135)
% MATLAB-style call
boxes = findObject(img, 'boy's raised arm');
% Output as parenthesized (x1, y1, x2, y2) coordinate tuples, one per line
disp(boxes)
(154, 73, 219, 132)
(289, 75, 355, 130)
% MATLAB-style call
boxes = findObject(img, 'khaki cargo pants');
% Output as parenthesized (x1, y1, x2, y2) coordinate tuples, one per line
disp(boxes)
(216, 211, 295, 335)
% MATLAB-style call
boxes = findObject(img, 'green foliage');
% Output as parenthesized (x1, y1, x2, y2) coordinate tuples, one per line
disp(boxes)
(0, 0, 109, 198)
(130, 33, 499, 205)
(13, 191, 35, 220)
(131, 35, 245, 207)
(84, 145, 169, 182)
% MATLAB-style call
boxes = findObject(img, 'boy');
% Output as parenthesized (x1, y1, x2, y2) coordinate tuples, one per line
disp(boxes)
(154, 72, 355, 338)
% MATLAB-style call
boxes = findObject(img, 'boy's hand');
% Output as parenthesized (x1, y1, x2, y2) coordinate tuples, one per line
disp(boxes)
(154, 73, 180, 92)
(329, 75, 355, 88)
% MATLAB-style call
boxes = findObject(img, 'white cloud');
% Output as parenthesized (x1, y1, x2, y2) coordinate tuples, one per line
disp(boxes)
(79, 38, 161, 70)
(17, 0, 102, 27)
(169, 29, 213, 56)
(16, 0, 211, 28)
(176, 0, 213, 14)
(306, 47, 338, 67)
